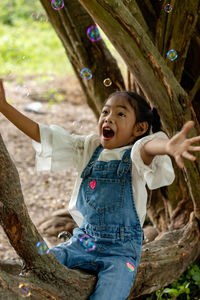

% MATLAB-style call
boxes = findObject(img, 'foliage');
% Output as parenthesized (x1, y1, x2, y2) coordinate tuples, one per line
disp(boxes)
(0, 0, 125, 78)
(0, 0, 73, 76)
(144, 261, 200, 300)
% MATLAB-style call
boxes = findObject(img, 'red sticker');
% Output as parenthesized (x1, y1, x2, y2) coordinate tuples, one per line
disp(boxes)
(89, 180, 96, 190)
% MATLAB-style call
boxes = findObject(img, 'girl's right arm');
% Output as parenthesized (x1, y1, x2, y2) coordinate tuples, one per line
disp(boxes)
(0, 79, 41, 143)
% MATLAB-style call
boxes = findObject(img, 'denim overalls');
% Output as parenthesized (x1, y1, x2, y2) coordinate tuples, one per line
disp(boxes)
(50, 145, 144, 300)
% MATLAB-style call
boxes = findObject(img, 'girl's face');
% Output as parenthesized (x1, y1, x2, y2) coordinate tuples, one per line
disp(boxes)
(98, 95, 139, 149)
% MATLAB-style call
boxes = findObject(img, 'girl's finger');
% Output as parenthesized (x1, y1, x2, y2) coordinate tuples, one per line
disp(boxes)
(175, 155, 184, 169)
(181, 121, 195, 136)
(182, 151, 196, 161)
(189, 136, 200, 144)
(188, 146, 200, 152)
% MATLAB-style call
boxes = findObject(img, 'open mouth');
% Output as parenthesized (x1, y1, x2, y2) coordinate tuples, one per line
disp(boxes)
(103, 127, 115, 139)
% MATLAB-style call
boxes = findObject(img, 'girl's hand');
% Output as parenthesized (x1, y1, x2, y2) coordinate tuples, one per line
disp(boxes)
(166, 121, 200, 169)
(0, 79, 8, 111)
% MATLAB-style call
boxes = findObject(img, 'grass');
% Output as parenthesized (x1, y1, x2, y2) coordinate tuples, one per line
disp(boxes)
(0, 19, 73, 77)
(0, 0, 126, 80)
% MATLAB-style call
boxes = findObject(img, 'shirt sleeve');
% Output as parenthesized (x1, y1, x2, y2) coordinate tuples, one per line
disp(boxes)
(131, 131, 175, 190)
(31, 123, 87, 173)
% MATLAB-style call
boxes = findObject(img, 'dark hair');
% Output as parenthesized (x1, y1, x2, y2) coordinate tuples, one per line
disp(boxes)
(104, 91, 163, 144)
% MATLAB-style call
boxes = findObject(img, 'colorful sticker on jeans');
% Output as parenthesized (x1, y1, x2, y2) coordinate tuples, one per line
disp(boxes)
(126, 261, 135, 272)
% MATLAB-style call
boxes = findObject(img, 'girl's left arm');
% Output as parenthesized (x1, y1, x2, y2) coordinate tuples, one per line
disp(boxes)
(141, 121, 200, 169)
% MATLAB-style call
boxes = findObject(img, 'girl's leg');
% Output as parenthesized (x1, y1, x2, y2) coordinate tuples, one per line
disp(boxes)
(90, 256, 137, 300)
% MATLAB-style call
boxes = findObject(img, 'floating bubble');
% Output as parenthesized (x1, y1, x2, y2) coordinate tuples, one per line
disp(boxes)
(167, 49, 178, 61)
(72, 120, 83, 130)
(87, 26, 102, 42)
(31, 12, 48, 22)
(103, 78, 112, 87)
(58, 231, 72, 240)
(19, 284, 31, 297)
(164, 3, 172, 13)
(126, 261, 135, 272)
(80, 68, 93, 80)
(79, 235, 96, 252)
(51, 0, 64, 10)
(36, 241, 50, 255)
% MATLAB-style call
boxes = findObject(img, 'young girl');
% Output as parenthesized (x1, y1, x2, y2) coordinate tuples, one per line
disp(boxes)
(1, 79, 200, 300)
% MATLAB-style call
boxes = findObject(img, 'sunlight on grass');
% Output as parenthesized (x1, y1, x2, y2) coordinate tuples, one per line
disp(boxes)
(0, 19, 73, 77)
(0, 0, 126, 81)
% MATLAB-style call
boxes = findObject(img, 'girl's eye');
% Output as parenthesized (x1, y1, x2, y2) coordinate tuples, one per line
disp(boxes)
(118, 112, 125, 117)
(102, 110, 108, 114)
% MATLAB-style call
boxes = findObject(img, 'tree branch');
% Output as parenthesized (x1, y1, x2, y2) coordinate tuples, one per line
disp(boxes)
(155, 0, 200, 82)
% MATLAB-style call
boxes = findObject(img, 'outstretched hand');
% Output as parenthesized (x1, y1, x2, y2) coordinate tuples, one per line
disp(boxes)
(166, 121, 200, 169)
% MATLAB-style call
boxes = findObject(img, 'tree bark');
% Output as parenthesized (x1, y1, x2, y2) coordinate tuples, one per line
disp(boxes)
(39, 0, 125, 118)
(0, 128, 200, 298)
(78, 0, 200, 221)
(1, 0, 200, 298)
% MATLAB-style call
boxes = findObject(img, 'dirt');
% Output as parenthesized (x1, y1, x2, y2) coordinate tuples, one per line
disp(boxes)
(0, 73, 98, 262)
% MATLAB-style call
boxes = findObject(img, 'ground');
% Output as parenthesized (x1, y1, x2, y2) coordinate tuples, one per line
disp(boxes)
(0, 73, 98, 262)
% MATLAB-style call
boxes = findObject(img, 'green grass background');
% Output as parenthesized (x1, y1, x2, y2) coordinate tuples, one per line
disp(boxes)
(0, 0, 124, 78)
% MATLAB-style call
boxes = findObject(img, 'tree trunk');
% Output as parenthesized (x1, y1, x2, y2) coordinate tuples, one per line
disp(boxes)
(78, 0, 200, 224)
(1, 0, 200, 298)
(39, 0, 125, 118)
(0, 133, 200, 299)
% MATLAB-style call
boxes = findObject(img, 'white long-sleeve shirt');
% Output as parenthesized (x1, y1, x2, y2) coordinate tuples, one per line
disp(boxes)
(31, 123, 175, 228)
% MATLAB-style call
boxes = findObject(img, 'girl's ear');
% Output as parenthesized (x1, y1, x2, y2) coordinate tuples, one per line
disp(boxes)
(134, 121, 149, 137)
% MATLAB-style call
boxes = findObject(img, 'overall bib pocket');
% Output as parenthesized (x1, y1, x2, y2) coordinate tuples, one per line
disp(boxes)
(86, 177, 125, 213)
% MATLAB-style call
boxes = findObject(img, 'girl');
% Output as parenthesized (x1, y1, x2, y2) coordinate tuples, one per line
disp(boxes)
(1, 79, 200, 300)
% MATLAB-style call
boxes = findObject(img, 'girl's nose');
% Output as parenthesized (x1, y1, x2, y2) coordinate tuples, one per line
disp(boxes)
(105, 114, 113, 123)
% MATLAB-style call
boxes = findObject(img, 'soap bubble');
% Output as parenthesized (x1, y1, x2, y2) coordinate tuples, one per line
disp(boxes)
(167, 49, 178, 61)
(51, 0, 64, 10)
(31, 12, 48, 22)
(87, 26, 102, 42)
(72, 120, 83, 130)
(36, 241, 50, 255)
(79, 235, 96, 252)
(80, 68, 93, 80)
(126, 261, 135, 272)
(164, 3, 172, 13)
(58, 231, 72, 240)
(19, 284, 31, 297)
(103, 78, 112, 87)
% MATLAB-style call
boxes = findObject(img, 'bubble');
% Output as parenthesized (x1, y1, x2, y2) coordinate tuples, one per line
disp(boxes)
(79, 235, 96, 252)
(31, 12, 48, 22)
(103, 78, 112, 87)
(58, 231, 72, 240)
(51, 0, 64, 10)
(19, 284, 31, 297)
(164, 3, 172, 13)
(72, 120, 83, 130)
(87, 26, 102, 42)
(126, 261, 135, 272)
(80, 68, 93, 80)
(36, 241, 50, 255)
(167, 49, 178, 61)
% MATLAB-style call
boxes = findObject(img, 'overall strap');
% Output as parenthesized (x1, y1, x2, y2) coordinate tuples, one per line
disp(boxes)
(80, 144, 104, 178)
(117, 148, 132, 177)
